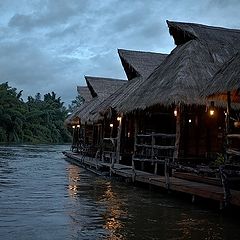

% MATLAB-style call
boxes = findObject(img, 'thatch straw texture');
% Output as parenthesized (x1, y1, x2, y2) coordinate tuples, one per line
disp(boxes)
(66, 76, 127, 125)
(204, 53, 240, 98)
(85, 76, 126, 98)
(117, 21, 240, 113)
(118, 49, 167, 80)
(168, 20, 240, 53)
(89, 77, 143, 122)
(77, 86, 92, 102)
(89, 50, 168, 122)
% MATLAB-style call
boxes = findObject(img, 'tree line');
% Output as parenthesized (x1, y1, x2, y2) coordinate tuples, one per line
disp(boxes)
(0, 82, 71, 144)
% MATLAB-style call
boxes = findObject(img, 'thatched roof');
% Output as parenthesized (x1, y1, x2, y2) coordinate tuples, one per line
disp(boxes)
(118, 49, 167, 80)
(203, 53, 240, 109)
(117, 21, 240, 113)
(77, 86, 92, 102)
(89, 50, 168, 122)
(65, 98, 102, 125)
(89, 76, 143, 122)
(204, 53, 240, 100)
(168, 20, 240, 51)
(85, 76, 126, 98)
(65, 76, 127, 125)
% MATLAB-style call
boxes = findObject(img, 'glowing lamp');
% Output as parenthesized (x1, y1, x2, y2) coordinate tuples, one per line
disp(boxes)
(76, 124, 80, 128)
(72, 125, 76, 129)
(209, 101, 215, 117)
(174, 109, 177, 117)
(188, 119, 192, 123)
(117, 116, 122, 121)
(110, 123, 113, 128)
(209, 110, 215, 116)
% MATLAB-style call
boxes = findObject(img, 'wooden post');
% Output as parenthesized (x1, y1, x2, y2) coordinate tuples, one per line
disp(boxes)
(151, 132, 157, 174)
(71, 126, 75, 151)
(116, 114, 123, 164)
(164, 158, 170, 190)
(84, 122, 87, 145)
(154, 163, 158, 175)
(226, 91, 231, 134)
(219, 165, 231, 207)
(173, 105, 181, 162)
(102, 118, 106, 139)
(132, 116, 138, 181)
(225, 91, 231, 162)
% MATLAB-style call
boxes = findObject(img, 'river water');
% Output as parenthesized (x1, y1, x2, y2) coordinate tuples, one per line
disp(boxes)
(0, 145, 239, 240)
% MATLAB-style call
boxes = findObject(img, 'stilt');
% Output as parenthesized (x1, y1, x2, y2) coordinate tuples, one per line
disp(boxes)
(154, 162, 158, 175)
(164, 159, 170, 189)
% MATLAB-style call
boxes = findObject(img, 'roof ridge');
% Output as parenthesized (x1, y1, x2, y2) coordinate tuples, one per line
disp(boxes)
(167, 20, 240, 34)
(84, 75, 126, 82)
(118, 48, 168, 56)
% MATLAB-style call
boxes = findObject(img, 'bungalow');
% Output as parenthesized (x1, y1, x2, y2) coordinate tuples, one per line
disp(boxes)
(89, 49, 168, 164)
(65, 76, 126, 151)
(204, 53, 240, 163)
(114, 21, 240, 172)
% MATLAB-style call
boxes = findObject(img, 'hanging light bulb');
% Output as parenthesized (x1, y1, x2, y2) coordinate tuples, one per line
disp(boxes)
(174, 109, 177, 117)
(72, 125, 76, 129)
(209, 101, 215, 117)
(210, 110, 215, 116)
(110, 123, 113, 128)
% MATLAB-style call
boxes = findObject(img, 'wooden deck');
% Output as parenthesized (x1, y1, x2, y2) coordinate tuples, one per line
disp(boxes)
(62, 151, 240, 208)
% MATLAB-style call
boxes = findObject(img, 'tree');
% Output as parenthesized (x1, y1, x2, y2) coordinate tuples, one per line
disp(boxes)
(68, 94, 84, 113)
(0, 82, 25, 142)
(0, 82, 71, 144)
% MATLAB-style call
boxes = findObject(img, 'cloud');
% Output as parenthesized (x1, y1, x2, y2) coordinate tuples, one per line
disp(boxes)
(1, 0, 240, 105)
(0, 39, 83, 101)
(8, 0, 88, 31)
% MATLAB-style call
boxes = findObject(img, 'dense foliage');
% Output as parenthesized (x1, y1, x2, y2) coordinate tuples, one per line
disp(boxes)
(0, 82, 71, 144)
(68, 94, 84, 113)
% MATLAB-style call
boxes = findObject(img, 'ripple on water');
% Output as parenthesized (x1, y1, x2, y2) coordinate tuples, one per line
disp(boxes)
(0, 145, 240, 240)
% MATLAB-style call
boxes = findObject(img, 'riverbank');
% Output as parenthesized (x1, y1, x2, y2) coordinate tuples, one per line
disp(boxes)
(63, 150, 240, 209)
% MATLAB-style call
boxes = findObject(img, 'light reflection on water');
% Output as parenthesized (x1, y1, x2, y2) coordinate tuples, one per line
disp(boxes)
(0, 145, 240, 240)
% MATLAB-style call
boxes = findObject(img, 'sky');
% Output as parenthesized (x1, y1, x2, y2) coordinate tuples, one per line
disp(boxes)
(1, 0, 240, 106)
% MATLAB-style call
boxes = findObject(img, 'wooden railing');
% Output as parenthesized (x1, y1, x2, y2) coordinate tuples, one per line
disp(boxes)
(226, 134, 240, 158)
(132, 132, 176, 174)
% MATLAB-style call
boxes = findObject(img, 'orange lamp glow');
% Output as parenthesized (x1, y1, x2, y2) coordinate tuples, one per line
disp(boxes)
(174, 109, 177, 117)
(209, 110, 215, 116)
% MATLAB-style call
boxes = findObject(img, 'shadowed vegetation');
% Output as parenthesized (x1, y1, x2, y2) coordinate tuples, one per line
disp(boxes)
(0, 82, 71, 144)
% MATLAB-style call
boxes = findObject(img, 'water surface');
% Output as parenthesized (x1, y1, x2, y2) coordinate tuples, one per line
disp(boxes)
(0, 145, 239, 239)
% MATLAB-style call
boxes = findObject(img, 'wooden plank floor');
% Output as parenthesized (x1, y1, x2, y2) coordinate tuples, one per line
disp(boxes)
(63, 151, 240, 207)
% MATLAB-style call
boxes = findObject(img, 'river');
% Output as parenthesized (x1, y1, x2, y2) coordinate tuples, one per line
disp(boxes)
(0, 145, 239, 240)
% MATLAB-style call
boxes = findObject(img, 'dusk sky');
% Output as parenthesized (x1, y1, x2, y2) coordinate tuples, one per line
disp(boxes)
(1, 0, 240, 105)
